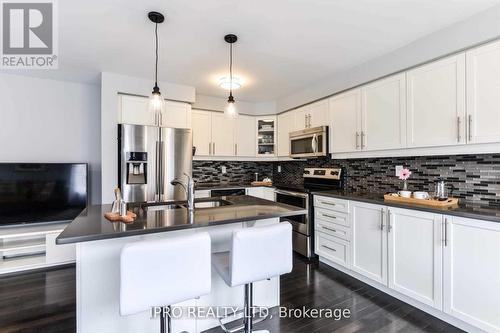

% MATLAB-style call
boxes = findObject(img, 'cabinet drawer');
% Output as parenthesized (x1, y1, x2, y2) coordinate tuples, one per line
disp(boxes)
(314, 196, 349, 213)
(315, 208, 349, 227)
(316, 220, 350, 241)
(315, 233, 350, 268)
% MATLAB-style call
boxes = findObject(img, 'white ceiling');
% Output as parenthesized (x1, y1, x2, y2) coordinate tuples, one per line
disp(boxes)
(3, 0, 500, 102)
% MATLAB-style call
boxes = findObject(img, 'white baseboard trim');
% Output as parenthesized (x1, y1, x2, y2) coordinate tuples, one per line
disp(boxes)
(318, 256, 485, 333)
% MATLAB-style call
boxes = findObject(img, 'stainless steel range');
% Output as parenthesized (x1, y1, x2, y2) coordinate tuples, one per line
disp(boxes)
(274, 167, 343, 258)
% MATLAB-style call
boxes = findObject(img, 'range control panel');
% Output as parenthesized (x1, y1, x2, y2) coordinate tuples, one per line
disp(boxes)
(303, 168, 342, 180)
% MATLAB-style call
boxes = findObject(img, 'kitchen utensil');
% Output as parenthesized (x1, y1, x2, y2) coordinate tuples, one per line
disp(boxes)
(434, 179, 448, 201)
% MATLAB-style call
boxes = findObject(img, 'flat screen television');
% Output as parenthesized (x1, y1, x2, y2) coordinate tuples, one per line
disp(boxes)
(0, 163, 88, 227)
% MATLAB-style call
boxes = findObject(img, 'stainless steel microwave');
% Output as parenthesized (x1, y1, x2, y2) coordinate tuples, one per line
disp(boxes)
(289, 126, 328, 158)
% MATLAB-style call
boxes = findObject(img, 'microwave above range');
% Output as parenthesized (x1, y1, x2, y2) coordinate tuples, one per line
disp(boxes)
(289, 126, 328, 158)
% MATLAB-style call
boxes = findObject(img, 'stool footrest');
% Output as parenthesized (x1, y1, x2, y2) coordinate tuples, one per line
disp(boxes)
(218, 307, 271, 333)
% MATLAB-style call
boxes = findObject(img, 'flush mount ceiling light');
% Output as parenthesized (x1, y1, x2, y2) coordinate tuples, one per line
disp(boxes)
(218, 76, 242, 90)
(148, 11, 165, 117)
(224, 34, 238, 118)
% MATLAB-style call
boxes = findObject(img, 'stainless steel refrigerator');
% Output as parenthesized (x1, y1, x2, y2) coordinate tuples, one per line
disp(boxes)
(118, 124, 193, 203)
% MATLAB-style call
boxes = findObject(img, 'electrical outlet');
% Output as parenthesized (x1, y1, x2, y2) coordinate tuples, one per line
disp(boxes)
(395, 165, 403, 177)
(221, 166, 227, 174)
(277, 165, 282, 173)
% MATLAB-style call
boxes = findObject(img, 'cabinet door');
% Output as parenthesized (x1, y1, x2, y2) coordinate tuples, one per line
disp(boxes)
(235, 115, 256, 157)
(444, 216, 500, 332)
(466, 40, 500, 144)
(308, 99, 329, 128)
(119, 95, 156, 126)
(362, 73, 406, 151)
(211, 112, 235, 156)
(406, 54, 466, 147)
(161, 101, 191, 129)
(246, 187, 264, 199)
(191, 110, 212, 156)
(262, 187, 275, 201)
(387, 208, 442, 309)
(292, 106, 309, 131)
(328, 89, 362, 153)
(277, 111, 293, 157)
(350, 201, 387, 284)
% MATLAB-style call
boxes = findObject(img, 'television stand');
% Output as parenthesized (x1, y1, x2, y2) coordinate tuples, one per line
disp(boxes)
(0, 223, 75, 275)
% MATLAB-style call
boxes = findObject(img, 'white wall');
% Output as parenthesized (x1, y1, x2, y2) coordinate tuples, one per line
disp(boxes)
(276, 5, 500, 112)
(100, 72, 196, 203)
(0, 73, 101, 203)
(193, 94, 276, 115)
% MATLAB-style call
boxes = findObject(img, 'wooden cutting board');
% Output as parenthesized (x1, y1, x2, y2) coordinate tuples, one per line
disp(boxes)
(104, 211, 137, 223)
(384, 194, 459, 207)
(251, 181, 273, 187)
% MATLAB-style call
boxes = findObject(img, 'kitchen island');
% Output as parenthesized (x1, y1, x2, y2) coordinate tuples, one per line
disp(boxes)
(57, 195, 306, 333)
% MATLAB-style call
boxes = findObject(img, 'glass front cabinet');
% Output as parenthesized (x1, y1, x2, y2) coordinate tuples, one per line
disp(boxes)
(256, 116, 277, 156)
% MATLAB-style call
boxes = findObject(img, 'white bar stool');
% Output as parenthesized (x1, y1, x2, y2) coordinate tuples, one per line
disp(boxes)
(120, 232, 211, 333)
(212, 222, 293, 333)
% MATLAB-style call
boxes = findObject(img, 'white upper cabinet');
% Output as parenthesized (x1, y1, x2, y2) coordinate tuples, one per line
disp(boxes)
(118, 94, 191, 129)
(350, 201, 387, 285)
(308, 99, 329, 128)
(466, 40, 500, 144)
(361, 73, 406, 151)
(191, 110, 212, 156)
(235, 115, 256, 157)
(406, 54, 466, 148)
(387, 208, 443, 309)
(119, 94, 156, 126)
(161, 101, 192, 129)
(328, 89, 362, 153)
(292, 106, 309, 131)
(443, 216, 500, 332)
(210, 112, 235, 156)
(277, 111, 293, 157)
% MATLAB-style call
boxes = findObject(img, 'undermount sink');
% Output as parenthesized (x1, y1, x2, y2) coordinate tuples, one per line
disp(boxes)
(191, 199, 232, 209)
(142, 198, 233, 211)
(145, 203, 185, 211)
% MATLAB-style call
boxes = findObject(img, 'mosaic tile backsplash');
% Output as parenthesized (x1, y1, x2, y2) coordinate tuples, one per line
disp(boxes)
(194, 154, 500, 206)
(272, 154, 500, 207)
(193, 160, 273, 185)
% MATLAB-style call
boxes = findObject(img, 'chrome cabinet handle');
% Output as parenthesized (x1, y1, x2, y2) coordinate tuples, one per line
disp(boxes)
(444, 218, 448, 246)
(320, 201, 336, 206)
(355, 132, 360, 149)
(380, 208, 385, 230)
(213, 142, 216, 155)
(323, 226, 337, 233)
(468, 115, 473, 142)
(234, 143, 237, 156)
(305, 114, 308, 128)
(361, 131, 365, 149)
(457, 116, 461, 142)
(322, 213, 337, 219)
(209, 142, 212, 155)
(322, 245, 336, 252)
(387, 209, 392, 232)
(308, 114, 312, 128)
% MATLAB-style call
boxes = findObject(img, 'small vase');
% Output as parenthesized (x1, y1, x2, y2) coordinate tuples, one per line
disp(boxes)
(403, 180, 408, 191)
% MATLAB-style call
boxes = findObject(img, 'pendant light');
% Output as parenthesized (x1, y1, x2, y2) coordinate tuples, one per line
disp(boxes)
(148, 11, 165, 117)
(224, 34, 238, 117)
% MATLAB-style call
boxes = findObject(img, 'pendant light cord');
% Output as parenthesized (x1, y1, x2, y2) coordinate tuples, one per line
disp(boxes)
(229, 42, 233, 97)
(155, 22, 159, 87)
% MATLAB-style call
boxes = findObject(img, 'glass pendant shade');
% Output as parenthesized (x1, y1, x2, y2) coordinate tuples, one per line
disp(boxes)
(149, 87, 165, 114)
(225, 101, 237, 117)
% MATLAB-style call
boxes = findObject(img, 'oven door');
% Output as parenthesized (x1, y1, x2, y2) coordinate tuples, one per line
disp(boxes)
(274, 190, 309, 235)
(289, 126, 327, 158)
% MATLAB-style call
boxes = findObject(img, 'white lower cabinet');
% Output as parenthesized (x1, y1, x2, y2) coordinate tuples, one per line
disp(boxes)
(387, 208, 443, 309)
(315, 196, 500, 332)
(443, 216, 500, 332)
(245, 187, 275, 201)
(350, 201, 387, 285)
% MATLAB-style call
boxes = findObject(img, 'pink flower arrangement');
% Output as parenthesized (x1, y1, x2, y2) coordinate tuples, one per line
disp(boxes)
(398, 168, 411, 180)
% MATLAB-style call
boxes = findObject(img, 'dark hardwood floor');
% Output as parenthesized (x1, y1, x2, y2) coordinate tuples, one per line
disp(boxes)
(0, 256, 463, 333)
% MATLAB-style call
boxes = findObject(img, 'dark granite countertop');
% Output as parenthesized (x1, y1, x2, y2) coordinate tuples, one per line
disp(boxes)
(56, 195, 306, 244)
(195, 183, 275, 190)
(312, 190, 500, 223)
